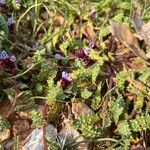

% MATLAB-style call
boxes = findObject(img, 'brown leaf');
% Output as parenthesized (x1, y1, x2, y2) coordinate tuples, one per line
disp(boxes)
(109, 20, 150, 65)
(72, 102, 94, 118)
(12, 120, 30, 136)
(131, 15, 150, 47)
(84, 22, 95, 40)
(127, 77, 147, 93)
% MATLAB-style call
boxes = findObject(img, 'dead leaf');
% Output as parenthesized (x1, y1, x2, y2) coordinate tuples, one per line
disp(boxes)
(12, 120, 30, 136)
(72, 102, 94, 119)
(127, 77, 147, 93)
(131, 15, 150, 47)
(109, 20, 150, 65)
(0, 128, 11, 143)
(84, 22, 95, 40)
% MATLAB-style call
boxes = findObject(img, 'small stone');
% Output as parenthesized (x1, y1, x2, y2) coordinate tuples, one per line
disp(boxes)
(72, 102, 94, 118)
(59, 125, 88, 150)
(22, 124, 57, 150)
(4, 139, 14, 150)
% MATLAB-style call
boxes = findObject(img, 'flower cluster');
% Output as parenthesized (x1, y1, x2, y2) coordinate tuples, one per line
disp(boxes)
(0, 50, 16, 69)
(0, 0, 6, 5)
(74, 42, 95, 66)
(61, 71, 72, 89)
(7, 16, 16, 35)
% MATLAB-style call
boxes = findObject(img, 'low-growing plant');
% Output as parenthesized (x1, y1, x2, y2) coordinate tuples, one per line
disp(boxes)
(0, 0, 150, 149)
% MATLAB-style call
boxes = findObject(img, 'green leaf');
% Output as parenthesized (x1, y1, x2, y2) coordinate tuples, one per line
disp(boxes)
(138, 68, 150, 84)
(81, 88, 92, 99)
(0, 15, 9, 38)
(46, 78, 63, 105)
(117, 121, 131, 137)
(73, 114, 102, 138)
(130, 114, 150, 132)
(116, 71, 127, 91)
(99, 27, 110, 39)
(91, 84, 102, 110)
(109, 95, 125, 124)
(0, 117, 10, 131)
(89, 51, 104, 66)
(91, 63, 101, 83)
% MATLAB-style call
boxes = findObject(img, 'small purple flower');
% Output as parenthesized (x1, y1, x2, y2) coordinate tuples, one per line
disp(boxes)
(0, 0, 6, 4)
(0, 50, 9, 59)
(75, 49, 87, 58)
(10, 55, 16, 62)
(7, 17, 15, 26)
(62, 71, 72, 81)
(89, 41, 95, 48)
(83, 47, 91, 56)
(0, 50, 16, 70)
(74, 47, 94, 66)
(7, 17, 16, 41)
(61, 71, 72, 88)
(54, 53, 62, 60)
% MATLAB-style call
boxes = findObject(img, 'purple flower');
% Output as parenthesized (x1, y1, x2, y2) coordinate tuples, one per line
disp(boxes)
(62, 71, 72, 81)
(7, 17, 16, 41)
(89, 41, 95, 48)
(7, 17, 15, 26)
(9, 55, 16, 62)
(0, 50, 16, 70)
(54, 53, 62, 60)
(0, 0, 6, 4)
(74, 48, 94, 66)
(83, 47, 91, 56)
(61, 71, 72, 88)
(74, 49, 87, 58)
(0, 50, 9, 59)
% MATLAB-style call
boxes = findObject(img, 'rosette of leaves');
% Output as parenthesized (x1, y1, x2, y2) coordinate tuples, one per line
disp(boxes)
(117, 121, 131, 137)
(116, 70, 127, 92)
(130, 114, 150, 132)
(89, 51, 104, 66)
(31, 110, 46, 128)
(81, 88, 92, 100)
(73, 114, 102, 138)
(71, 61, 103, 84)
(138, 68, 150, 86)
(109, 95, 125, 124)
(46, 78, 63, 106)
(91, 83, 102, 110)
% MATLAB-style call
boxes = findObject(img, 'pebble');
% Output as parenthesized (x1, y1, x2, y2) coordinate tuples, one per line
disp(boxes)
(22, 124, 57, 150)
